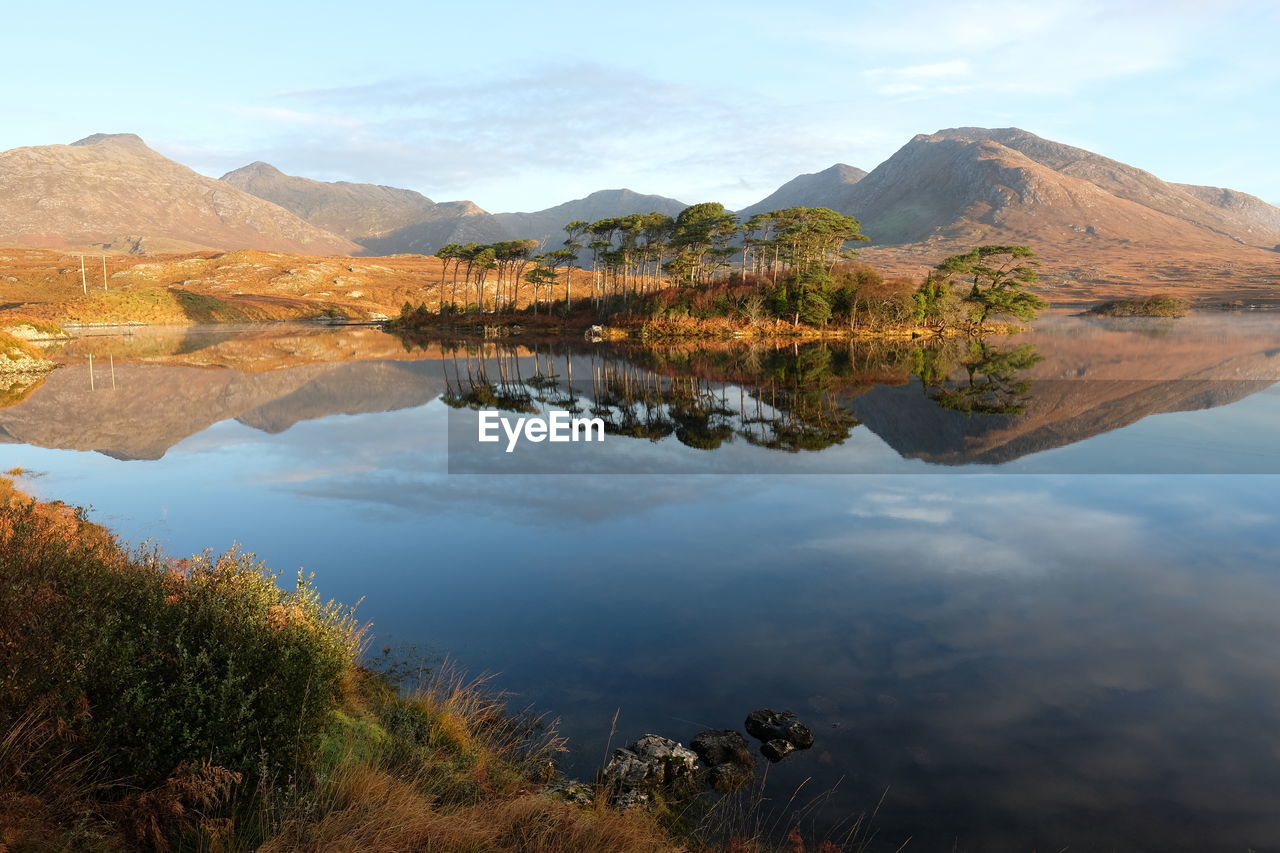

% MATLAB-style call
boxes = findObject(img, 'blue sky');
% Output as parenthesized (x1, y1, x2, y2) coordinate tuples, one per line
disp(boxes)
(5, 0, 1277, 211)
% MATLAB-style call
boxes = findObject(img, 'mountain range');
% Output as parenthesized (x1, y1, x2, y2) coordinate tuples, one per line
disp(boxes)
(0, 134, 358, 255)
(1, 128, 1278, 283)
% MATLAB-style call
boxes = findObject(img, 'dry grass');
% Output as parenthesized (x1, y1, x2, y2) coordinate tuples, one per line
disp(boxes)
(0, 248, 598, 329)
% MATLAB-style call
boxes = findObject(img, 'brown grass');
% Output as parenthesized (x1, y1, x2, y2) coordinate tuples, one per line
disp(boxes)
(0, 248, 598, 328)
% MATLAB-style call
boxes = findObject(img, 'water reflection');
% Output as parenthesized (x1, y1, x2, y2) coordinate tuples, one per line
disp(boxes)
(3, 315, 1279, 473)
(2, 316, 1280, 850)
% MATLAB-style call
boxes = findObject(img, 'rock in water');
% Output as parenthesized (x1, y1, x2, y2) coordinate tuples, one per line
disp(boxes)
(744, 709, 814, 761)
(761, 739, 795, 762)
(690, 729, 757, 790)
(602, 735, 699, 791)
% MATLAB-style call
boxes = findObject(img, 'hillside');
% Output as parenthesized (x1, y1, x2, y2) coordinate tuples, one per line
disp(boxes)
(821, 128, 1280, 251)
(805, 128, 1280, 299)
(0, 134, 358, 255)
(222, 162, 513, 253)
(0, 247, 597, 326)
(738, 163, 867, 218)
(493, 189, 688, 246)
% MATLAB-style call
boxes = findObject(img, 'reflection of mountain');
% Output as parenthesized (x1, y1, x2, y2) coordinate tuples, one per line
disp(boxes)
(0, 360, 447, 460)
(855, 377, 1274, 465)
(852, 318, 1280, 465)
(235, 362, 445, 434)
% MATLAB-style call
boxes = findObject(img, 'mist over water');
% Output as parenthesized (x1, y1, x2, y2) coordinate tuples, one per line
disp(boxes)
(3, 313, 1279, 851)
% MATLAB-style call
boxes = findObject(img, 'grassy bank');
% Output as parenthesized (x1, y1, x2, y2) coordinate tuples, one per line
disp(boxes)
(0, 477, 703, 852)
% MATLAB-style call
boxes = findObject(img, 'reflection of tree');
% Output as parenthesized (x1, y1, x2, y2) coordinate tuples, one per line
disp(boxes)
(921, 341, 1043, 416)
(440, 342, 865, 452)
(739, 347, 861, 451)
(441, 343, 538, 413)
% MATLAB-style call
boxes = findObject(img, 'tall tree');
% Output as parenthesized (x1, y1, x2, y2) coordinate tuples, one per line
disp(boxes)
(934, 245, 1047, 326)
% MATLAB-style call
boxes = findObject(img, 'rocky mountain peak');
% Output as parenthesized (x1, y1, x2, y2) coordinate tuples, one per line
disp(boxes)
(70, 132, 150, 150)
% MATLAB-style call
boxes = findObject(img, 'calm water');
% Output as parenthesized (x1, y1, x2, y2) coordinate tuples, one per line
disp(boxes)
(3, 314, 1280, 852)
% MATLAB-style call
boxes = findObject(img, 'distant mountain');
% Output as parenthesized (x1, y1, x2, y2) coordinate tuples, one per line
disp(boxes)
(221, 162, 513, 255)
(738, 164, 867, 218)
(0, 134, 358, 255)
(493, 189, 688, 247)
(222, 162, 439, 242)
(831, 127, 1280, 251)
(1173, 183, 1280, 249)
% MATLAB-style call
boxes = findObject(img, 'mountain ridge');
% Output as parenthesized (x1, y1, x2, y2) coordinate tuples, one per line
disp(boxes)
(0, 134, 359, 255)
(738, 163, 867, 218)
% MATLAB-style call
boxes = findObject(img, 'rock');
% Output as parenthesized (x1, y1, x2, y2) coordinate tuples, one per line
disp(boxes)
(602, 735, 699, 791)
(761, 739, 795, 762)
(744, 709, 814, 761)
(545, 779, 595, 807)
(690, 729, 756, 789)
(613, 788, 653, 810)
(707, 762, 754, 790)
(690, 729, 752, 766)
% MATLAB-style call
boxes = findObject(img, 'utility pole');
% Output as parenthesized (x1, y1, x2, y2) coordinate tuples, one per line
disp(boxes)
(80, 255, 88, 295)
(101, 256, 108, 291)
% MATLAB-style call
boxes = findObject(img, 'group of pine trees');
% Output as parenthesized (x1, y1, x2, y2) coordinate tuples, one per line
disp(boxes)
(408, 205, 1044, 331)
(422, 204, 867, 316)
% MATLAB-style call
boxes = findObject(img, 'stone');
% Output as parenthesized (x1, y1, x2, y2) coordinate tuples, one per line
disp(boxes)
(690, 729, 757, 789)
(601, 734, 699, 791)
(761, 739, 795, 762)
(744, 709, 814, 761)
(545, 779, 595, 807)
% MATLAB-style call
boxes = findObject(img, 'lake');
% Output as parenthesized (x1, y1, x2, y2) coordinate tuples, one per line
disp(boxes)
(3, 312, 1279, 851)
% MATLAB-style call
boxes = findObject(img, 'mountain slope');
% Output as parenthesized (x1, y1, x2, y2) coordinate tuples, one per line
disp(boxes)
(221, 162, 440, 242)
(738, 164, 867, 218)
(1174, 183, 1280, 249)
(221, 162, 513, 253)
(493, 189, 688, 246)
(0, 134, 358, 254)
(834, 127, 1280, 253)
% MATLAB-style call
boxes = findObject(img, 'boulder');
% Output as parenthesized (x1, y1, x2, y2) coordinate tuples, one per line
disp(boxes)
(761, 739, 795, 762)
(690, 729, 756, 790)
(601, 734, 699, 791)
(744, 709, 814, 761)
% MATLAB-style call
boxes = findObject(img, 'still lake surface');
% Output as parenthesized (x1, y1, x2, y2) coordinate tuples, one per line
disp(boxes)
(3, 312, 1279, 851)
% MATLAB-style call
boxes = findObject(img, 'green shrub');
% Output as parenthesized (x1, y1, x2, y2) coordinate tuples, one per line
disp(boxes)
(0, 496, 363, 790)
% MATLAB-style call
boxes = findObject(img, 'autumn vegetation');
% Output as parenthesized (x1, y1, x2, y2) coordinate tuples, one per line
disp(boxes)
(392, 205, 1047, 339)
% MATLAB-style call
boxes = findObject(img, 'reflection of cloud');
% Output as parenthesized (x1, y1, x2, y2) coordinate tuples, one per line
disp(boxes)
(818, 484, 1143, 574)
(290, 470, 752, 527)
(849, 490, 954, 524)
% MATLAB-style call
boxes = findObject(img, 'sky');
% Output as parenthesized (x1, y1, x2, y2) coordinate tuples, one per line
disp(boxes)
(4, 0, 1278, 212)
